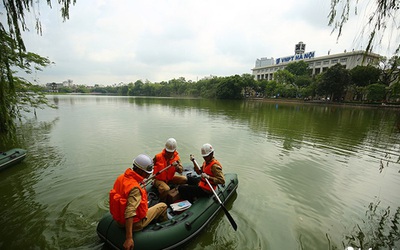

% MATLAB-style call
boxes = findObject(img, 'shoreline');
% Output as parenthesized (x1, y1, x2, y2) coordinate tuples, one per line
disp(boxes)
(249, 98, 400, 110)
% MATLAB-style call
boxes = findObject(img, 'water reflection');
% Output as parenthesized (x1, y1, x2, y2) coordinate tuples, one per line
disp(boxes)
(342, 202, 400, 249)
(0, 117, 64, 249)
(46, 96, 400, 159)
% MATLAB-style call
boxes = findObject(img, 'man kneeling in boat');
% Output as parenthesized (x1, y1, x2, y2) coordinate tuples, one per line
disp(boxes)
(178, 143, 225, 202)
(109, 154, 168, 250)
(153, 138, 187, 202)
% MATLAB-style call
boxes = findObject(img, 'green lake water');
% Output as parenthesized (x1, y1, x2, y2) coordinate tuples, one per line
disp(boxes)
(1, 95, 399, 249)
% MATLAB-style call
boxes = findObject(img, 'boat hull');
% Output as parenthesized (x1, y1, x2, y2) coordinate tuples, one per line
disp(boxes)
(0, 148, 27, 171)
(97, 172, 238, 250)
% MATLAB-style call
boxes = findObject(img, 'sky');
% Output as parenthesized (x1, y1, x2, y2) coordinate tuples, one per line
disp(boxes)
(4, 0, 398, 86)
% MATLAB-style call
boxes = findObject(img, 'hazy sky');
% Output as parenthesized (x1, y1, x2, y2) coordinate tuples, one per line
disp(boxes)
(6, 0, 397, 86)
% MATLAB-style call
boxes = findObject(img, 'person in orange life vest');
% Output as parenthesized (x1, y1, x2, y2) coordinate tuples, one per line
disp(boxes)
(153, 138, 187, 202)
(178, 143, 225, 203)
(109, 154, 168, 250)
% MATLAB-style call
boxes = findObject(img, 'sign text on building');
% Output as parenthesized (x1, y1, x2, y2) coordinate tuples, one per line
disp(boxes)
(275, 51, 315, 65)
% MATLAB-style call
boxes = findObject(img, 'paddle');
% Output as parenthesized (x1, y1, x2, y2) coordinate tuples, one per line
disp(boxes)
(193, 159, 238, 231)
(141, 161, 178, 187)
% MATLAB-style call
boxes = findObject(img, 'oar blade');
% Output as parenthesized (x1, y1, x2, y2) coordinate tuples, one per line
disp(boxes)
(202, 167, 238, 231)
(221, 204, 238, 231)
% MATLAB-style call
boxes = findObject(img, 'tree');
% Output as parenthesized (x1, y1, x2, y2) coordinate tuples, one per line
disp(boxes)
(265, 80, 278, 97)
(130, 80, 144, 95)
(350, 65, 381, 87)
(380, 56, 400, 86)
(317, 63, 351, 101)
(1, 0, 76, 133)
(256, 80, 268, 97)
(328, 0, 400, 100)
(329, 0, 400, 55)
(75, 85, 89, 93)
(299, 81, 317, 99)
(216, 75, 243, 99)
(388, 81, 400, 101)
(239, 73, 257, 97)
(0, 29, 54, 133)
(295, 75, 313, 88)
(366, 83, 387, 102)
(285, 61, 310, 76)
(169, 77, 188, 96)
(274, 70, 295, 85)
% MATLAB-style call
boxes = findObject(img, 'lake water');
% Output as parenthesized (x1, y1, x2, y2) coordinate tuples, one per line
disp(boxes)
(1, 95, 399, 250)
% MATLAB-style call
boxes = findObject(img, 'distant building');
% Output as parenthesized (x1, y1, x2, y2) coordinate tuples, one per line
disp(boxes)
(46, 80, 73, 92)
(63, 79, 74, 87)
(255, 57, 274, 68)
(252, 42, 381, 81)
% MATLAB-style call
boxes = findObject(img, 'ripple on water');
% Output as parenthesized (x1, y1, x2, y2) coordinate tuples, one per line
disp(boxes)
(22, 159, 117, 250)
(185, 192, 264, 250)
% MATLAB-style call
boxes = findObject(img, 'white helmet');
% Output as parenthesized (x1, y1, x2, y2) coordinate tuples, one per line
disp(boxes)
(133, 154, 154, 174)
(201, 143, 214, 157)
(165, 138, 177, 152)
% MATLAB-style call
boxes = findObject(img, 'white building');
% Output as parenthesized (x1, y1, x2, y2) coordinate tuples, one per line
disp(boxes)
(252, 42, 381, 81)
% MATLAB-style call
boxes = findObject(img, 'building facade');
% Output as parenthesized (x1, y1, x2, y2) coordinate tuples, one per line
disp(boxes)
(252, 42, 381, 81)
(46, 79, 73, 92)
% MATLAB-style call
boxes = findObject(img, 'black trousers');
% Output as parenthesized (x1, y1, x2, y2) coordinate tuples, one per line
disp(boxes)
(178, 176, 210, 202)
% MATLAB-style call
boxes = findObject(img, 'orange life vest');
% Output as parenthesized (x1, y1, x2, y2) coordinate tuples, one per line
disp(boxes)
(154, 149, 180, 182)
(109, 168, 148, 225)
(199, 159, 222, 192)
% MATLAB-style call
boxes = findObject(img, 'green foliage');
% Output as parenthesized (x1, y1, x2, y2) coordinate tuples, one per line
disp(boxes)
(46, 74, 259, 100)
(198, 77, 218, 98)
(0, 27, 54, 133)
(255, 80, 268, 96)
(343, 203, 400, 249)
(274, 70, 295, 85)
(366, 83, 387, 102)
(388, 81, 400, 101)
(1, 0, 75, 134)
(329, 0, 400, 55)
(264, 80, 278, 97)
(295, 75, 312, 88)
(317, 63, 351, 101)
(2, 0, 76, 51)
(380, 56, 400, 86)
(216, 75, 243, 99)
(299, 81, 317, 98)
(285, 61, 309, 76)
(75, 85, 90, 93)
(267, 62, 315, 98)
(350, 65, 381, 87)
(58, 86, 73, 93)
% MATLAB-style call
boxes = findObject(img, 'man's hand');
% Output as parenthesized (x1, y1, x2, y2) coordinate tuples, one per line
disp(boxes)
(123, 238, 134, 250)
(201, 173, 209, 179)
(190, 154, 195, 162)
(175, 163, 183, 174)
(124, 217, 134, 250)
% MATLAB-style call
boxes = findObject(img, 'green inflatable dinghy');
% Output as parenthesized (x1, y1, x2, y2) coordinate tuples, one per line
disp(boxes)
(97, 171, 238, 250)
(0, 148, 27, 171)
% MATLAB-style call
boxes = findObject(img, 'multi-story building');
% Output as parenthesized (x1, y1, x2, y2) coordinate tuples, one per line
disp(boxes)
(252, 42, 381, 81)
(46, 80, 73, 92)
